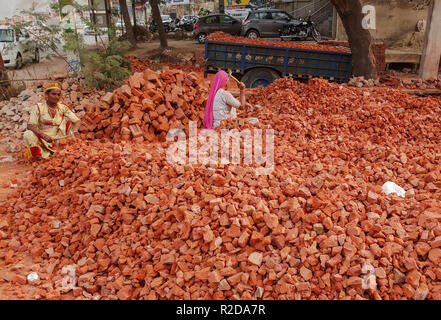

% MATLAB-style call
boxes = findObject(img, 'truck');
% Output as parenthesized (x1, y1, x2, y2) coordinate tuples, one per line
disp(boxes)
(204, 40, 352, 88)
(0, 25, 40, 69)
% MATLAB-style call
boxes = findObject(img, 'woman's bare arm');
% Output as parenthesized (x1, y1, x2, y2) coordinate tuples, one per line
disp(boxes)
(239, 82, 246, 107)
(72, 121, 81, 135)
(27, 123, 53, 143)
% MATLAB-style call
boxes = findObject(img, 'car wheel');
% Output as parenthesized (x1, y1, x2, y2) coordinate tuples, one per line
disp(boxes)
(198, 33, 207, 44)
(33, 48, 40, 63)
(246, 30, 259, 38)
(241, 68, 280, 88)
(15, 53, 23, 69)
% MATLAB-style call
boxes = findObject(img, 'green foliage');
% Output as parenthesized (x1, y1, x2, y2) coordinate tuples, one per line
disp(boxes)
(198, 8, 212, 16)
(15, 9, 65, 60)
(50, 0, 88, 17)
(82, 53, 131, 90)
(80, 36, 132, 90)
(16, 1, 133, 91)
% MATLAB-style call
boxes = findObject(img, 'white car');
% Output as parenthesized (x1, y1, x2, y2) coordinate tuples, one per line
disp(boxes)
(0, 25, 40, 69)
(161, 15, 172, 24)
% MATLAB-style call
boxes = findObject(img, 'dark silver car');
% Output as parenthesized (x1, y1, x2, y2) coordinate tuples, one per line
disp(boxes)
(241, 9, 294, 38)
(193, 14, 242, 44)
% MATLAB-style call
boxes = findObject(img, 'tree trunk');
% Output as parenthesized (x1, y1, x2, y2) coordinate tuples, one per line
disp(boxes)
(119, 0, 136, 47)
(332, 0, 377, 79)
(150, 0, 168, 49)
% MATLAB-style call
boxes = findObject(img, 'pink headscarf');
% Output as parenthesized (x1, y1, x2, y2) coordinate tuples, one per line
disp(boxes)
(203, 70, 229, 129)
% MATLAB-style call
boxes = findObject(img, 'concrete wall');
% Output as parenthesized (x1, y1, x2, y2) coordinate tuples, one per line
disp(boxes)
(276, 0, 336, 39)
(336, 0, 429, 50)
(162, 1, 217, 17)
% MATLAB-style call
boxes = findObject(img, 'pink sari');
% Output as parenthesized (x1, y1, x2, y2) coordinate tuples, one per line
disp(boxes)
(203, 70, 229, 129)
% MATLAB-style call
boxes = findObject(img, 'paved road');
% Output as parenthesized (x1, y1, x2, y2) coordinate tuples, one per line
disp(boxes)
(5, 57, 68, 89)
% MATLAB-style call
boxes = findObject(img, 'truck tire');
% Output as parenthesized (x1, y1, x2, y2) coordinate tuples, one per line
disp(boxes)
(197, 32, 207, 44)
(241, 68, 280, 88)
(246, 29, 260, 38)
(33, 48, 40, 63)
(15, 53, 23, 70)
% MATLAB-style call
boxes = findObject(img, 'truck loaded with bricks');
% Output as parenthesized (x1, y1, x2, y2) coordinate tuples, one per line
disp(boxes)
(204, 32, 352, 88)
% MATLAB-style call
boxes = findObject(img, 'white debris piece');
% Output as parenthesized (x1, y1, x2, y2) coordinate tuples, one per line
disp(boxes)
(382, 181, 406, 198)
(27, 272, 39, 285)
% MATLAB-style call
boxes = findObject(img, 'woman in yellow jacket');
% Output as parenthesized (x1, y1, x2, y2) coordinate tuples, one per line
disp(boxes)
(24, 83, 81, 159)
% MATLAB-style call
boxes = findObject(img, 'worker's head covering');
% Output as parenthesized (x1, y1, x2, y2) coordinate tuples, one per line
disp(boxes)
(203, 70, 229, 129)
(44, 83, 62, 101)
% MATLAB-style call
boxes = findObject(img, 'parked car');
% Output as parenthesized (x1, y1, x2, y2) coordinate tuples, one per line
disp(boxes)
(161, 15, 173, 24)
(194, 14, 242, 44)
(0, 25, 39, 69)
(241, 9, 295, 38)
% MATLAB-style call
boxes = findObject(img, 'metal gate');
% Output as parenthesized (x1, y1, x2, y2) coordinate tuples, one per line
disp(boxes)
(275, 0, 336, 39)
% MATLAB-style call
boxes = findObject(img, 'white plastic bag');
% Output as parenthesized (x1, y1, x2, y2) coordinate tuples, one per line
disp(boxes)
(382, 181, 405, 198)
(27, 272, 39, 285)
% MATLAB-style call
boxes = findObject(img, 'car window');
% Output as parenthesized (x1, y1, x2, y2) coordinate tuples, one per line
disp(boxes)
(272, 12, 291, 20)
(255, 12, 272, 20)
(0, 29, 14, 42)
(264, 12, 273, 19)
(219, 15, 234, 23)
(204, 16, 219, 24)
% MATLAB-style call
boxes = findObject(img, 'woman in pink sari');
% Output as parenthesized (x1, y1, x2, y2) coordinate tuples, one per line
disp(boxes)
(203, 70, 246, 129)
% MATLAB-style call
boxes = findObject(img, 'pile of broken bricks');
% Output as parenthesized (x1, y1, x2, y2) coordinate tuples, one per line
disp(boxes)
(125, 55, 204, 75)
(125, 55, 153, 74)
(1, 73, 441, 300)
(79, 66, 211, 143)
(206, 32, 350, 53)
(0, 78, 106, 155)
(349, 75, 441, 89)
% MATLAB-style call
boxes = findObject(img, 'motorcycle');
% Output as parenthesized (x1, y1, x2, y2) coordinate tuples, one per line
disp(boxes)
(178, 17, 197, 32)
(149, 20, 172, 34)
(178, 20, 194, 32)
(170, 19, 181, 32)
(280, 15, 322, 42)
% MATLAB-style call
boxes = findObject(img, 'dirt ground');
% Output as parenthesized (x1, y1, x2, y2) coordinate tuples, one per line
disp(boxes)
(129, 39, 205, 60)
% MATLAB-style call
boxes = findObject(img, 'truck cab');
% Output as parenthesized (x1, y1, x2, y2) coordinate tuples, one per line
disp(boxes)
(0, 25, 39, 69)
